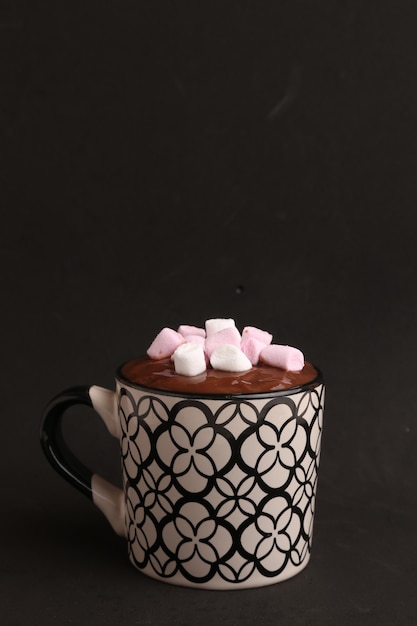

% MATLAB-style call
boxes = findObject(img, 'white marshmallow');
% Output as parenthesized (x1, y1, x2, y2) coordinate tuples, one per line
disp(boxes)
(205, 318, 236, 337)
(210, 344, 252, 373)
(174, 342, 207, 377)
(185, 334, 209, 363)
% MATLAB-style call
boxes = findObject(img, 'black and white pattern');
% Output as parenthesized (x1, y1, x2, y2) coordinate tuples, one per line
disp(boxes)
(119, 383, 324, 588)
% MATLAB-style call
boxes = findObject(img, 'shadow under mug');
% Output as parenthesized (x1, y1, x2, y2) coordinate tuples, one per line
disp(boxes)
(41, 362, 325, 590)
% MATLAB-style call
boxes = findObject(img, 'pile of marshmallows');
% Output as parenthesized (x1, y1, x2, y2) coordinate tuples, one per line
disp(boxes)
(147, 318, 304, 377)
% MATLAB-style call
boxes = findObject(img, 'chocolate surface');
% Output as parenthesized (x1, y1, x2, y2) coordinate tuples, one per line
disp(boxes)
(118, 356, 320, 395)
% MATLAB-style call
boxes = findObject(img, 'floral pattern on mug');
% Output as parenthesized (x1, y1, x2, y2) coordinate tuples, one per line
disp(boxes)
(240, 495, 302, 575)
(120, 389, 152, 482)
(156, 403, 233, 494)
(120, 383, 325, 587)
(162, 501, 234, 581)
(126, 486, 158, 568)
(239, 399, 305, 490)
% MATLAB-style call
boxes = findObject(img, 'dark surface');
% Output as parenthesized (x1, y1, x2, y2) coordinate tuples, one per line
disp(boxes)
(2, 2, 417, 624)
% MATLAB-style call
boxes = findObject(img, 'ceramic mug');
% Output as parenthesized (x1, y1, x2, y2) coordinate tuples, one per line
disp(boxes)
(41, 361, 325, 590)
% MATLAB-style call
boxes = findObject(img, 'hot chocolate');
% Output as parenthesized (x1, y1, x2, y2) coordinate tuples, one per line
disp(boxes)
(41, 316, 325, 589)
(119, 318, 320, 395)
(118, 356, 319, 395)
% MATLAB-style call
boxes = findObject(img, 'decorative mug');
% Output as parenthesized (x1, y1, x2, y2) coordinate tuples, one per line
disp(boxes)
(41, 359, 324, 590)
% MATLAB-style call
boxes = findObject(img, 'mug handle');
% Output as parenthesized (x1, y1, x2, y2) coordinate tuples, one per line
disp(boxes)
(40, 385, 126, 538)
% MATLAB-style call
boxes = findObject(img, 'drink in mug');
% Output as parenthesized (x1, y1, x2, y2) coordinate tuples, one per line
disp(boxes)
(41, 319, 324, 590)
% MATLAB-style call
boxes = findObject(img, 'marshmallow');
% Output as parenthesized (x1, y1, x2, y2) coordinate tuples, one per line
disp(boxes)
(260, 344, 304, 371)
(210, 344, 252, 373)
(241, 336, 268, 365)
(241, 326, 273, 346)
(184, 334, 206, 345)
(147, 327, 185, 360)
(178, 324, 206, 338)
(184, 335, 210, 366)
(174, 342, 207, 377)
(205, 326, 241, 358)
(148, 320, 305, 376)
(205, 318, 236, 337)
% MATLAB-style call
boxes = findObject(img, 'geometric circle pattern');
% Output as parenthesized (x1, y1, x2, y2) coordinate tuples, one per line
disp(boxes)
(118, 383, 325, 588)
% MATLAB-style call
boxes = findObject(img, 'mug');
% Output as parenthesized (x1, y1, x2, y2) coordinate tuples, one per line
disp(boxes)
(41, 360, 324, 590)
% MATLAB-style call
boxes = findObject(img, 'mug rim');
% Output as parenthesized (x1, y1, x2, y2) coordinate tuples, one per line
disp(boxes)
(115, 359, 324, 400)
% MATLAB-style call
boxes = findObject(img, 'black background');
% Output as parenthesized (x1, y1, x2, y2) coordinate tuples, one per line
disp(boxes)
(1, 2, 417, 624)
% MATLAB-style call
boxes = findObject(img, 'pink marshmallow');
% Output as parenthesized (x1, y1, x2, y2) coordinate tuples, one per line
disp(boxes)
(185, 334, 206, 345)
(241, 326, 273, 346)
(147, 327, 186, 360)
(241, 336, 268, 365)
(204, 326, 241, 358)
(260, 344, 305, 371)
(178, 324, 206, 338)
